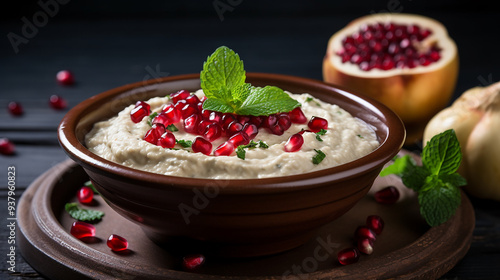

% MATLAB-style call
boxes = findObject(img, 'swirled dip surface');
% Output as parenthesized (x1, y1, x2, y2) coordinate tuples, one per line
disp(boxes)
(85, 90, 379, 179)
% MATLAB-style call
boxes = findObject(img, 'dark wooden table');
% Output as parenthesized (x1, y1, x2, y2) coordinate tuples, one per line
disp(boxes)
(1, 2, 500, 279)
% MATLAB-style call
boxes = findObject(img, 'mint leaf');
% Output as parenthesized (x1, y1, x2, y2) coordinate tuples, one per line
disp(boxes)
(166, 124, 179, 132)
(258, 140, 269, 149)
(84, 180, 99, 195)
(147, 112, 158, 126)
(236, 146, 246, 160)
(176, 139, 192, 148)
(202, 98, 235, 114)
(200, 46, 246, 100)
(316, 129, 327, 141)
(418, 181, 461, 227)
(65, 202, 104, 222)
(312, 149, 326, 165)
(235, 140, 269, 160)
(380, 155, 414, 177)
(422, 129, 462, 175)
(236, 86, 300, 116)
(401, 164, 429, 192)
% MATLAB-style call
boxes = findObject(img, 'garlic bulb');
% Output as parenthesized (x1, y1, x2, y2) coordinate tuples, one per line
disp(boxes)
(423, 81, 500, 200)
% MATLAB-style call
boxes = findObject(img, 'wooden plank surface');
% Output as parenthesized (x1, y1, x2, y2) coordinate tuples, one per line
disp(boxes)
(1, 5, 500, 279)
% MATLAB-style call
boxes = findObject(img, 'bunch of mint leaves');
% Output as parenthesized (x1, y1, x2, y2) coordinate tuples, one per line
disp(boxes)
(200, 46, 300, 116)
(380, 129, 467, 227)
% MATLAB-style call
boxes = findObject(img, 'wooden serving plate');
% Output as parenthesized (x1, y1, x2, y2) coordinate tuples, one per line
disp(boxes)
(17, 155, 474, 279)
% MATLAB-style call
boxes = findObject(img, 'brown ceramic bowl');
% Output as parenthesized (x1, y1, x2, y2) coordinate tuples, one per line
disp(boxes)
(58, 73, 405, 257)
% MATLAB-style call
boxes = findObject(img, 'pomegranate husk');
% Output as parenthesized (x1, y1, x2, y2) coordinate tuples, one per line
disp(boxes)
(323, 13, 459, 145)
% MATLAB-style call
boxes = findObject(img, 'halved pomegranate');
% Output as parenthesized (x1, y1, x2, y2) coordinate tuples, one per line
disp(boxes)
(323, 13, 458, 144)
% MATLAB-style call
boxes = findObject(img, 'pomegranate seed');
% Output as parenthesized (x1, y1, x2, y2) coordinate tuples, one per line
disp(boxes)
(49, 95, 67, 110)
(208, 111, 222, 123)
(214, 141, 235, 156)
(182, 254, 205, 271)
(77, 186, 94, 204)
(268, 123, 284, 135)
(357, 238, 374, 255)
(144, 129, 159, 145)
(337, 248, 360, 265)
(228, 132, 250, 146)
(381, 58, 395, 70)
(130, 106, 149, 123)
(185, 94, 200, 104)
(203, 123, 222, 142)
(70, 221, 95, 239)
(263, 115, 277, 128)
(225, 121, 243, 137)
(289, 107, 307, 124)
(170, 90, 190, 103)
(56, 70, 74, 86)
(8, 101, 23, 116)
(0, 138, 15, 155)
(355, 226, 377, 242)
(180, 104, 198, 119)
(277, 113, 292, 130)
(135, 101, 151, 112)
(197, 101, 204, 112)
(199, 96, 207, 102)
(152, 112, 172, 126)
(162, 106, 181, 124)
(249, 115, 264, 127)
(221, 114, 237, 128)
(174, 100, 188, 111)
(242, 123, 258, 140)
(152, 123, 166, 135)
(374, 186, 400, 204)
(184, 114, 201, 134)
(284, 133, 304, 152)
(237, 115, 251, 125)
(157, 132, 176, 148)
(308, 116, 328, 132)
(201, 109, 212, 119)
(420, 29, 432, 39)
(197, 120, 215, 135)
(366, 215, 385, 235)
(107, 234, 128, 251)
(192, 137, 212, 155)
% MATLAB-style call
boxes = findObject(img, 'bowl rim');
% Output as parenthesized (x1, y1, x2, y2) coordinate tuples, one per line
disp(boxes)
(58, 72, 405, 194)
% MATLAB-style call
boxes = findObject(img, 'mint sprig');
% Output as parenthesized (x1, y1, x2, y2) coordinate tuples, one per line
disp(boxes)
(201, 46, 300, 116)
(65, 202, 104, 222)
(236, 140, 269, 160)
(380, 129, 466, 227)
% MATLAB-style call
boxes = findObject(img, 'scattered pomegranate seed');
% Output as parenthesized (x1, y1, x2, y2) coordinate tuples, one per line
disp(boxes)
(337, 248, 360, 265)
(135, 101, 151, 112)
(182, 254, 205, 271)
(180, 104, 198, 119)
(185, 94, 200, 104)
(174, 99, 188, 111)
(228, 132, 250, 147)
(0, 138, 15, 155)
(192, 137, 213, 155)
(49, 95, 67, 110)
(144, 129, 159, 145)
(374, 186, 400, 204)
(170, 90, 190, 103)
(197, 120, 215, 135)
(249, 115, 264, 127)
(157, 132, 176, 148)
(208, 111, 222, 123)
(130, 105, 149, 123)
(308, 116, 328, 132)
(184, 114, 201, 134)
(162, 106, 181, 124)
(56, 70, 74, 86)
(214, 141, 235, 156)
(77, 186, 94, 204)
(277, 113, 292, 130)
(268, 123, 285, 135)
(289, 107, 307, 124)
(70, 221, 95, 239)
(242, 123, 258, 140)
(284, 133, 304, 152)
(203, 123, 222, 142)
(354, 226, 377, 242)
(357, 238, 374, 255)
(201, 109, 212, 120)
(107, 234, 128, 251)
(221, 114, 237, 128)
(263, 115, 277, 128)
(225, 121, 243, 137)
(8, 101, 23, 116)
(366, 215, 385, 235)
(237, 115, 251, 125)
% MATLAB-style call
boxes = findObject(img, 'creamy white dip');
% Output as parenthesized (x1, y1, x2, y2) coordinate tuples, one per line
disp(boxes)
(85, 90, 379, 179)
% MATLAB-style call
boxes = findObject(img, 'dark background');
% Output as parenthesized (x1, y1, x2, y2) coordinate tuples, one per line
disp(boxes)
(1, 0, 500, 279)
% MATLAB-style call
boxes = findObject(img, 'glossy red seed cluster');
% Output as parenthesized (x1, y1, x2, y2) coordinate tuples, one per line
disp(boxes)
(70, 221, 96, 239)
(338, 215, 385, 264)
(0, 138, 15, 155)
(132, 90, 323, 156)
(107, 234, 128, 251)
(337, 22, 441, 71)
(77, 186, 94, 204)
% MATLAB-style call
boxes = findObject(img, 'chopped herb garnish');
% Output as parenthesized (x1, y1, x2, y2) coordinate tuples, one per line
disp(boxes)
(166, 124, 179, 132)
(235, 140, 269, 160)
(147, 112, 158, 126)
(316, 129, 327, 141)
(258, 140, 269, 149)
(357, 134, 363, 138)
(65, 202, 104, 222)
(236, 146, 246, 160)
(312, 149, 326, 165)
(176, 139, 193, 148)
(305, 96, 321, 107)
